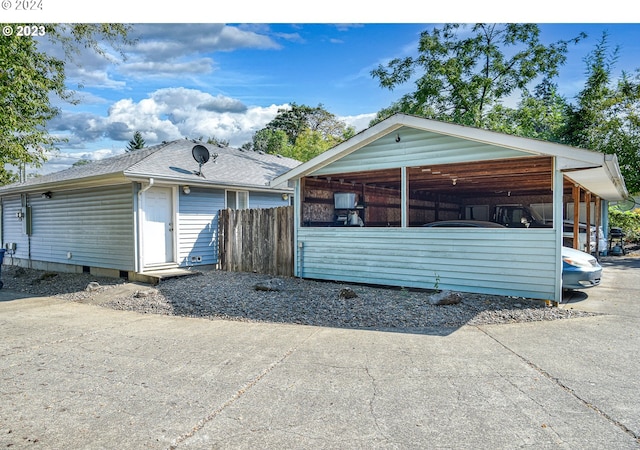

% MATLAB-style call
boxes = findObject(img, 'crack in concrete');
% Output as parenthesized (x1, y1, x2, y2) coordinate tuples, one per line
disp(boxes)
(477, 326, 640, 444)
(364, 367, 382, 430)
(363, 357, 393, 445)
(169, 330, 320, 449)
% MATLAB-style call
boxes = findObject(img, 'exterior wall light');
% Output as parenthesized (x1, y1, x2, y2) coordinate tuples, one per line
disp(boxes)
(182, 186, 191, 195)
(281, 193, 289, 201)
(41, 191, 52, 199)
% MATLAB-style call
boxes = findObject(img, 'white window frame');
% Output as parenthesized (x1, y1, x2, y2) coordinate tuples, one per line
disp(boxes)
(226, 190, 249, 209)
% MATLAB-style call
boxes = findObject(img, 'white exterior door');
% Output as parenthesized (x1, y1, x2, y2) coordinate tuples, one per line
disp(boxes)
(142, 186, 174, 267)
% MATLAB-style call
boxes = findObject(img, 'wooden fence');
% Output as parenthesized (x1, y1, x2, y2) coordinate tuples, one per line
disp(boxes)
(218, 206, 294, 276)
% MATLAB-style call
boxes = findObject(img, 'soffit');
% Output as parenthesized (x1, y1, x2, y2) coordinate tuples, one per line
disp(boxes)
(308, 156, 555, 198)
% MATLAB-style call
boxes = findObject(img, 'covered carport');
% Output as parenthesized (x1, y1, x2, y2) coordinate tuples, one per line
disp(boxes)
(272, 114, 628, 302)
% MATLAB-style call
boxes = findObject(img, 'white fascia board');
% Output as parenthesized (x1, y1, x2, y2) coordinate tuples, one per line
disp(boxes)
(125, 174, 293, 193)
(399, 115, 606, 167)
(269, 113, 624, 193)
(562, 154, 628, 201)
(603, 153, 629, 199)
(564, 168, 621, 201)
(0, 173, 128, 195)
(269, 118, 405, 186)
(272, 115, 603, 182)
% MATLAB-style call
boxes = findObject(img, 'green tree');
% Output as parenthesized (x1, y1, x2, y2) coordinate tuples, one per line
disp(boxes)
(252, 128, 291, 155)
(72, 159, 92, 167)
(253, 103, 354, 160)
(561, 33, 640, 194)
(126, 131, 146, 152)
(608, 206, 640, 242)
(485, 79, 570, 142)
(264, 103, 314, 145)
(287, 129, 338, 161)
(0, 23, 132, 184)
(370, 24, 640, 194)
(206, 136, 230, 147)
(370, 23, 584, 128)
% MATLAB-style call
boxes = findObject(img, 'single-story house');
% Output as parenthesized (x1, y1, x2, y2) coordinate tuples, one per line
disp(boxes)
(271, 114, 629, 302)
(0, 139, 300, 280)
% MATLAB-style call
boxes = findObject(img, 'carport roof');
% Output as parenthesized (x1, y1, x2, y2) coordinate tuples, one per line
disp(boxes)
(271, 114, 628, 201)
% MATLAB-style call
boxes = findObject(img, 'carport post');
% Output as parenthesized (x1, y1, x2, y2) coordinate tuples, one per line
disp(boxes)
(401, 166, 407, 227)
(553, 164, 564, 302)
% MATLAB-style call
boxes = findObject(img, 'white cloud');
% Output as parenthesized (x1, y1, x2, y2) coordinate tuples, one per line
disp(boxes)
(131, 24, 280, 55)
(115, 24, 281, 80)
(43, 24, 282, 91)
(121, 58, 215, 77)
(39, 88, 375, 176)
(340, 113, 376, 132)
(49, 85, 374, 157)
(50, 87, 288, 154)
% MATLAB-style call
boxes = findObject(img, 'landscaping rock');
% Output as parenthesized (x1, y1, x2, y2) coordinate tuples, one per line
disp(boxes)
(253, 278, 284, 292)
(428, 290, 462, 306)
(86, 282, 101, 292)
(339, 287, 358, 299)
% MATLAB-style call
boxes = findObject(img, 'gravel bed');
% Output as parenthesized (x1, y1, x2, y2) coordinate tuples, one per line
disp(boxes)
(1, 265, 600, 330)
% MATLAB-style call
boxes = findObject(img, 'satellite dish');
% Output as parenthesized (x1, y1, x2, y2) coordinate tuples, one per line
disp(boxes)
(192, 144, 210, 176)
(615, 197, 637, 212)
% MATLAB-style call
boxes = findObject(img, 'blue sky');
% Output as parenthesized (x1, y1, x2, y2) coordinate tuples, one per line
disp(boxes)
(24, 22, 640, 174)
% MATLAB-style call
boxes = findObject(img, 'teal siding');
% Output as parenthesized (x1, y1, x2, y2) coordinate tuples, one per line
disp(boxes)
(300, 125, 559, 300)
(297, 228, 557, 300)
(314, 126, 529, 175)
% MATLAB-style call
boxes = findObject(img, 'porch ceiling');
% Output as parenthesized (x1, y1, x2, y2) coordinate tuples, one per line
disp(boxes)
(312, 156, 556, 198)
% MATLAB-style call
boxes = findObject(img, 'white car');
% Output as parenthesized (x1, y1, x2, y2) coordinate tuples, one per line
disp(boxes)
(562, 246, 602, 289)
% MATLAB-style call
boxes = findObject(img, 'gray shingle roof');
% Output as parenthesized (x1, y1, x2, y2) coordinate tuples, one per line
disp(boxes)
(0, 140, 301, 192)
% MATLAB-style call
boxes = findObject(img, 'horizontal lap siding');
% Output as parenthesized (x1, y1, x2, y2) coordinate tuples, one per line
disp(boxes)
(177, 190, 288, 268)
(29, 185, 135, 270)
(1, 196, 30, 258)
(249, 191, 290, 209)
(313, 127, 528, 175)
(178, 188, 224, 266)
(297, 228, 557, 300)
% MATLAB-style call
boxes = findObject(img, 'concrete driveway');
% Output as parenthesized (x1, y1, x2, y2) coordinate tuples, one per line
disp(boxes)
(1, 256, 639, 449)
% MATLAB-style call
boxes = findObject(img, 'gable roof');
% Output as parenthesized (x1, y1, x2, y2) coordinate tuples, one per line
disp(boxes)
(271, 113, 628, 201)
(0, 140, 301, 194)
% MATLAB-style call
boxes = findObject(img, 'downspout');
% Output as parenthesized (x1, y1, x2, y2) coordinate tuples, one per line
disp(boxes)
(294, 179, 301, 277)
(602, 154, 627, 246)
(139, 178, 155, 196)
(135, 178, 154, 273)
(21, 194, 31, 268)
